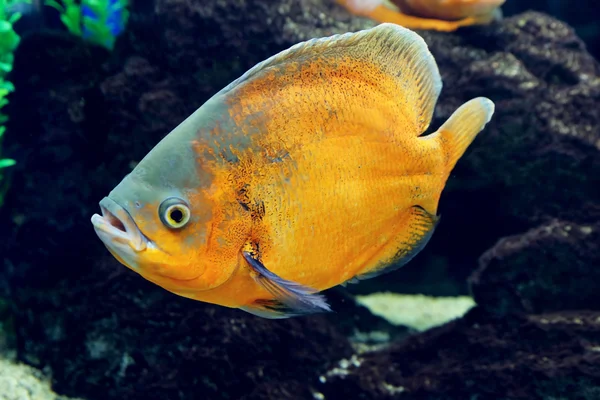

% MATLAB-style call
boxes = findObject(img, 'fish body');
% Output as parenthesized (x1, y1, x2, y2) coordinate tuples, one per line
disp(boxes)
(339, 0, 505, 31)
(92, 23, 494, 318)
(394, 0, 504, 21)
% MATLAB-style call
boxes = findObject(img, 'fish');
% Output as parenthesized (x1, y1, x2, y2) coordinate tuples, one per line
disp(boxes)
(337, 0, 505, 32)
(91, 23, 494, 319)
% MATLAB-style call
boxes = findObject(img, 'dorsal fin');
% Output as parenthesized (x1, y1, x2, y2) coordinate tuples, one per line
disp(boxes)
(218, 23, 442, 134)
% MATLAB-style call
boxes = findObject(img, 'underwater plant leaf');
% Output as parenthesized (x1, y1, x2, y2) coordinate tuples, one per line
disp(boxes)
(8, 11, 22, 25)
(109, 0, 127, 14)
(0, 23, 20, 54)
(83, 16, 108, 33)
(118, 8, 129, 28)
(0, 1, 23, 210)
(0, 62, 12, 74)
(0, 159, 16, 169)
(60, 13, 82, 36)
(1, 53, 14, 64)
(46, 0, 83, 36)
(82, 15, 113, 47)
(46, 0, 128, 49)
(84, 0, 110, 19)
(0, 80, 14, 92)
(44, 0, 66, 13)
(0, 20, 12, 33)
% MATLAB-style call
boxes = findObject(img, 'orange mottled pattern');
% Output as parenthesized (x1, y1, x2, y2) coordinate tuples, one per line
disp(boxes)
(185, 51, 446, 307)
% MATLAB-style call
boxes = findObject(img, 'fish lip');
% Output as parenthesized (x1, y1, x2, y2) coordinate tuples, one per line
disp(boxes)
(91, 197, 147, 252)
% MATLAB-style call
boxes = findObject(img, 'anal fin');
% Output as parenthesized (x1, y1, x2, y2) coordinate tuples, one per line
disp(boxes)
(356, 205, 439, 281)
(241, 251, 332, 319)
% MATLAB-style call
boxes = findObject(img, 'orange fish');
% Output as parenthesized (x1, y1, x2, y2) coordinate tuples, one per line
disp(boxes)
(91, 23, 494, 318)
(337, 0, 505, 31)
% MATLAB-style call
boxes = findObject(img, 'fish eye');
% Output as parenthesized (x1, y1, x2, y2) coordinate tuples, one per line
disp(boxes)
(159, 198, 191, 229)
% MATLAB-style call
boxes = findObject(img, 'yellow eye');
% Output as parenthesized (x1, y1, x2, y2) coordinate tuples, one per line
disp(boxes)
(159, 198, 191, 229)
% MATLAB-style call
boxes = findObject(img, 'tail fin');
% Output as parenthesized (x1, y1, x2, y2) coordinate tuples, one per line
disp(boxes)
(434, 97, 494, 172)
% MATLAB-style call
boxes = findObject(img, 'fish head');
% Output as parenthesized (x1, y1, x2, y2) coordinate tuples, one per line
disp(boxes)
(91, 132, 239, 294)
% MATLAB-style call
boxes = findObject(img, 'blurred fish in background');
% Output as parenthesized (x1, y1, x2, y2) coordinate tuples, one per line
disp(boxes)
(337, 0, 505, 31)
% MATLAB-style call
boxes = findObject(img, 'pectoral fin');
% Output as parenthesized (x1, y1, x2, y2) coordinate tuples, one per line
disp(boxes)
(241, 251, 332, 319)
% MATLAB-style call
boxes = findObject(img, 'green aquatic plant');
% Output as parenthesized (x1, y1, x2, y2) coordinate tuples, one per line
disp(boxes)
(44, 0, 82, 36)
(45, 0, 130, 50)
(0, 0, 26, 207)
(0, 0, 28, 21)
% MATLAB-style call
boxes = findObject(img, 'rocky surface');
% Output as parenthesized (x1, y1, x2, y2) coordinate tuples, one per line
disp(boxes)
(0, 358, 83, 400)
(319, 308, 600, 400)
(502, 0, 600, 60)
(471, 219, 600, 316)
(0, 0, 599, 399)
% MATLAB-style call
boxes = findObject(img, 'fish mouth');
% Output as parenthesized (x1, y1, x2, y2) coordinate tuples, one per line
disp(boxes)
(91, 197, 147, 252)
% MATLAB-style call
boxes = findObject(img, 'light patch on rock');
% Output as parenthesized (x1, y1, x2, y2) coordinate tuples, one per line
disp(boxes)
(319, 354, 363, 383)
(0, 358, 85, 400)
(355, 292, 476, 331)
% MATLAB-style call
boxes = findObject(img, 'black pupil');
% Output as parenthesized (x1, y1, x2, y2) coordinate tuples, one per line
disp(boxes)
(170, 208, 184, 224)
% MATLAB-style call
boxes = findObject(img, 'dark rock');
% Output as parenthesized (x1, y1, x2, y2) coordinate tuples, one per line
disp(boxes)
(470, 218, 600, 316)
(17, 269, 354, 400)
(319, 308, 600, 400)
(501, 0, 600, 61)
(0, 1, 599, 399)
